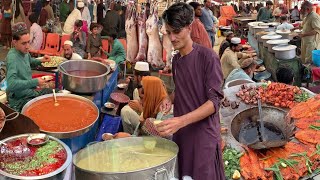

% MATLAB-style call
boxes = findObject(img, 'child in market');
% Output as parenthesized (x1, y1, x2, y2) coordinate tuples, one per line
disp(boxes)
(87, 23, 102, 59)
(71, 20, 87, 58)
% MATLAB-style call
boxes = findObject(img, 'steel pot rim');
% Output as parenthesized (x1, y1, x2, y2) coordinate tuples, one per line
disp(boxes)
(73, 137, 179, 174)
(21, 93, 99, 139)
(0, 133, 72, 179)
(58, 60, 110, 79)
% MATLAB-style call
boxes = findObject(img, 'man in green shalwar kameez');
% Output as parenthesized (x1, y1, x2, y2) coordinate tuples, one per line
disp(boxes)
(6, 22, 52, 112)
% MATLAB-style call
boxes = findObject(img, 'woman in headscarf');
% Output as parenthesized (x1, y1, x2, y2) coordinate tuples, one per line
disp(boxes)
(139, 76, 172, 136)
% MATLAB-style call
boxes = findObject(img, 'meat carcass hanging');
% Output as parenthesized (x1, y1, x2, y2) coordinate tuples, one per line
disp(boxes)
(125, 2, 139, 63)
(160, 24, 173, 70)
(135, 4, 148, 61)
(146, 1, 164, 67)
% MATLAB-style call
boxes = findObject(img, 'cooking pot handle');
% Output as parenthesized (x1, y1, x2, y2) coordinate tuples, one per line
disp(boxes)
(5, 112, 19, 121)
(154, 167, 169, 180)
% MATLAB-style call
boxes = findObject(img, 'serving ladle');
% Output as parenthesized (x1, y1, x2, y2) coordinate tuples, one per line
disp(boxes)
(52, 89, 59, 106)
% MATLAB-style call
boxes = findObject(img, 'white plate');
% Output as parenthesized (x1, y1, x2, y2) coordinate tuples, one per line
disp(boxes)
(266, 39, 290, 45)
(276, 30, 291, 34)
(272, 45, 297, 51)
(261, 34, 282, 40)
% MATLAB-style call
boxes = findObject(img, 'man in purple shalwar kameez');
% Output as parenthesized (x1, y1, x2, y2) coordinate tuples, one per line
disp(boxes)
(157, 3, 225, 180)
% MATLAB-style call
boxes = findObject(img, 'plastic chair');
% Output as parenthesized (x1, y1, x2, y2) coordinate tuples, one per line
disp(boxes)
(56, 34, 71, 56)
(101, 39, 109, 59)
(38, 33, 60, 56)
(118, 38, 127, 51)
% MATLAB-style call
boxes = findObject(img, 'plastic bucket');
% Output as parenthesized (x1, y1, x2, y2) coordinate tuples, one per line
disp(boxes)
(312, 50, 320, 67)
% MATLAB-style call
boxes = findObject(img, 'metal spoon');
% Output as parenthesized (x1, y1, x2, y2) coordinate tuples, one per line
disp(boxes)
(258, 99, 265, 141)
(52, 89, 59, 106)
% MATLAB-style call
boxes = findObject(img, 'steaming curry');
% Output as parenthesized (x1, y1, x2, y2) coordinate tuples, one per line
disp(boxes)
(24, 97, 98, 132)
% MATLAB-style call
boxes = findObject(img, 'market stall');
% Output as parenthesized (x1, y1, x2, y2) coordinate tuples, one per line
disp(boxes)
(220, 82, 320, 180)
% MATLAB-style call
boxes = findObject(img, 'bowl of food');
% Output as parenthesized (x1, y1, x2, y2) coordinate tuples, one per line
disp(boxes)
(27, 133, 49, 146)
(104, 102, 115, 110)
(117, 83, 128, 89)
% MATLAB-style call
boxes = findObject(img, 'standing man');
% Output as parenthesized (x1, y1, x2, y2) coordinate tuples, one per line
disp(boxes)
(299, 1, 320, 64)
(158, 3, 225, 180)
(257, 1, 274, 22)
(43, 0, 55, 20)
(189, 2, 212, 49)
(6, 23, 52, 112)
(63, 1, 83, 34)
(200, 0, 217, 47)
(60, 0, 70, 22)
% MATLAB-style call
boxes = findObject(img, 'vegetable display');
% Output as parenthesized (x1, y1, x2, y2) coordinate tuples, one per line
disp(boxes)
(223, 147, 243, 179)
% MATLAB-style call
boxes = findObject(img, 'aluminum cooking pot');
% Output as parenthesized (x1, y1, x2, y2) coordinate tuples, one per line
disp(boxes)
(266, 39, 290, 53)
(272, 45, 297, 60)
(0, 134, 72, 180)
(73, 136, 178, 180)
(253, 26, 269, 38)
(248, 21, 263, 35)
(58, 60, 110, 93)
(276, 30, 292, 40)
(21, 93, 99, 139)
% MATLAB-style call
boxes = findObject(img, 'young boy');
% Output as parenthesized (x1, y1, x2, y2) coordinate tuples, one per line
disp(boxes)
(87, 23, 102, 59)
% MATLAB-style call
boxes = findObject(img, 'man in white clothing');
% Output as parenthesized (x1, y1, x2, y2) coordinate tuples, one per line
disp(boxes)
(121, 62, 150, 134)
(277, 16, 294, 30)
(62, 41, 83, 60)
(63, 2, 83, 34)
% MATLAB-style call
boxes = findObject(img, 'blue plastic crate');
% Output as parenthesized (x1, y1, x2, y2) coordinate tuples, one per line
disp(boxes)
(95, 115, 122, 141)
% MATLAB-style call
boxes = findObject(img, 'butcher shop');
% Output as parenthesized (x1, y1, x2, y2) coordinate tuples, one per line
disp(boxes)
(0, 0, 320, 179)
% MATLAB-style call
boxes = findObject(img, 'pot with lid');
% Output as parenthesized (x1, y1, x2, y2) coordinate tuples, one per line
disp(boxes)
(272, 45, 297, 60)
(248, 21, 263, 35)
(253, 26, 270, 38)
(73, 136, 178, 180)
(276, 30, 292, 40)
(261, 34, 282, 47)
(266, 39, 290, 53)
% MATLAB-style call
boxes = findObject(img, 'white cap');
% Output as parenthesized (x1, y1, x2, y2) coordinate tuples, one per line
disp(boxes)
(134, 62, 149, 72)
(77, 1, 85, 8)
(64, 40, 73, 47)
(231, 37, 241, 45)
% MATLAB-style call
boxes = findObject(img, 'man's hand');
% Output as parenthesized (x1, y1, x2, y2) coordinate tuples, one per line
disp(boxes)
(159, 97, 172, 114)
(37, 77, 47, 85)
(299, 33, 305, 38)
(156, 116, 185, 137)
(129, 100, 143, 113)
(41, 55, 51, 63)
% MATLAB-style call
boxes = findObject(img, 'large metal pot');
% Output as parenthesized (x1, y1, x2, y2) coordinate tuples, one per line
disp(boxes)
(73, 137, 178, 180)
(261, 34, 282, 47)
(58, 60, 110, 93)
(272, 45, 297, 60)
(0, 134, 72, 179)
(266, 39, 290, 53)
(248, 21, 263, 35)
(253, 26, 269, 38)
(276, 30, 292, 40)
(224, 79, 255, 89)
(21, 93, 99, 139)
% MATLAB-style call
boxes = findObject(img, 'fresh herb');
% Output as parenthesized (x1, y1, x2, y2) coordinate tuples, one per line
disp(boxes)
(309, 125, 320, 130)
(294, 91, 310, 102)
(223, 147, 243, 179)
(290, 152, 313, 174)
(265, 163, 283, 180)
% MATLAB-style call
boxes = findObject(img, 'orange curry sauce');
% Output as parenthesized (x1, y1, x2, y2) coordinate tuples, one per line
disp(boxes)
(24, 97, 98, 132)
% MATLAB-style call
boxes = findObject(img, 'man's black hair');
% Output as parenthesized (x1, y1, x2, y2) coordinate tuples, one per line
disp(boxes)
(74, 20, 83, 27)
(276, 67, 294, 84)
(13, 30, 29, 40)
(280, 15, 287, 22)
(134, 70, 151, 77)
(189, 2, 200, 10)
(162, 2, 194, 31)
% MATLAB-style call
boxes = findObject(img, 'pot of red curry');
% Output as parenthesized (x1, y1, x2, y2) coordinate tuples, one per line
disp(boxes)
(0, 133, 72, 180)
(21, 94, 99, 139)
(58, 60, 110, 93)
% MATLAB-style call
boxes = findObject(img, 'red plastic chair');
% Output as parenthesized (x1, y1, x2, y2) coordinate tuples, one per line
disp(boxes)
(38, 33, 60, 56)
(101, 39, 109, 59)
(56, 34, 71, 56)
(118, 38, 127, 51)
(29, 32, 46, 56)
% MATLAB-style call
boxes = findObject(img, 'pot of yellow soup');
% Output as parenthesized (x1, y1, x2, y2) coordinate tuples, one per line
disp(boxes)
(73, 136, 178, 180)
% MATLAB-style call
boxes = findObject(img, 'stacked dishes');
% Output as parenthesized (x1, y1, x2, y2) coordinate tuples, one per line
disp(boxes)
(261, 34, 282, 47)
(266, 39, 290, 53)
(248, 21, 263, 35)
